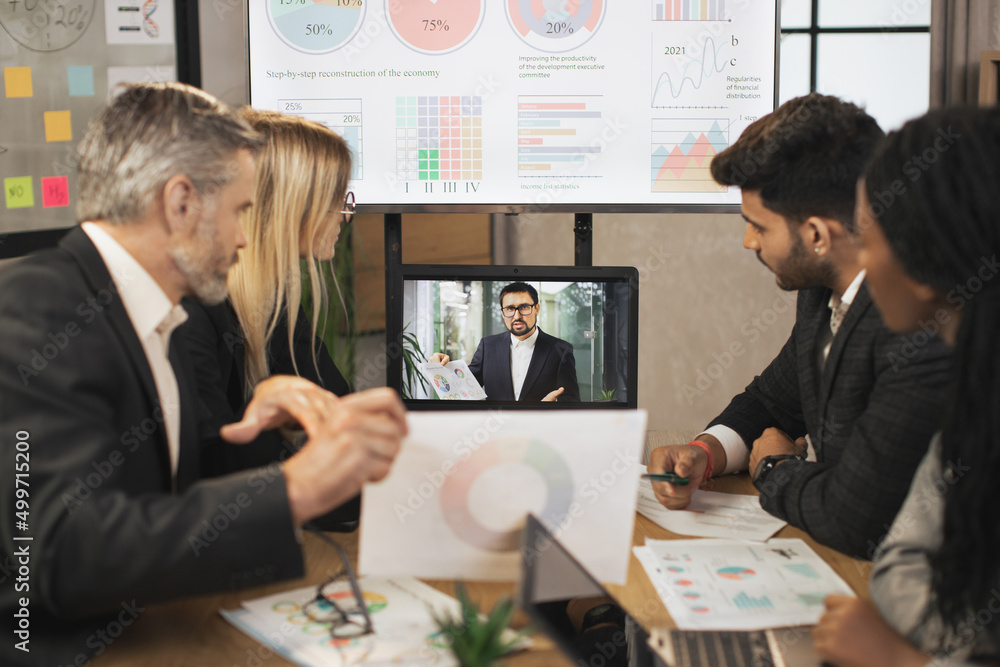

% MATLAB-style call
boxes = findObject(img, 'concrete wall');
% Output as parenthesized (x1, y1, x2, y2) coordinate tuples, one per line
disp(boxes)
(197, 7, 797, 431)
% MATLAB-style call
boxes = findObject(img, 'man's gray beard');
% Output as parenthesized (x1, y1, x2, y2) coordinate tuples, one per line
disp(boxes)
(168, 242, 229, 305)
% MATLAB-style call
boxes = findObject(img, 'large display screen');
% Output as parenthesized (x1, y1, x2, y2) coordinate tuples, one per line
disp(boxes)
(247, 1, 778, 211)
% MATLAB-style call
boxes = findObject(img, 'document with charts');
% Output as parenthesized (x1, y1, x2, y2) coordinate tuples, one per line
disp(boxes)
(634, 538, 855, 630)
(419, 361, 486, 400)
(222, 576, 526, 666)
(636, 466, 787, 541)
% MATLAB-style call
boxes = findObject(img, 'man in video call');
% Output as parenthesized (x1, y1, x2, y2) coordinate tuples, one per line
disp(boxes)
(647, 94, 951, 559)
(0, 82, 406, 665)
(430, 282, 580, 402)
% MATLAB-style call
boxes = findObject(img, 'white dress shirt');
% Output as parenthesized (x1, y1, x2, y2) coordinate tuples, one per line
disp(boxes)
(82, 223, 189, 477)
(703, 270, 866, 475)
(510, 326, 540, 400)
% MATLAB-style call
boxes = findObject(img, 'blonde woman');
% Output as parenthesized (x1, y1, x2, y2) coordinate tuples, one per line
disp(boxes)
(177, 109, 359, 525)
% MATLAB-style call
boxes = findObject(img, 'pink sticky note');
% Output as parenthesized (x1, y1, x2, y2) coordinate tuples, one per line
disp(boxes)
(41, 176, 69, 208)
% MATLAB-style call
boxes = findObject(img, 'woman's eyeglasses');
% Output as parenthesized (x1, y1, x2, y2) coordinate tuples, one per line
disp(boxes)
(302, 527, 373, 640)
(341, 191, 356, 225)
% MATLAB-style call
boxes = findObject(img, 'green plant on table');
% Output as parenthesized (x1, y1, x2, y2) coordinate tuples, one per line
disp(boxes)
(432, 582, 530, 667)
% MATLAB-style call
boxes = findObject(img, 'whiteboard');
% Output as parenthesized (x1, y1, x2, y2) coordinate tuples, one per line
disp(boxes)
(0, 0, 177, 237)
(247, 0, 778, 212)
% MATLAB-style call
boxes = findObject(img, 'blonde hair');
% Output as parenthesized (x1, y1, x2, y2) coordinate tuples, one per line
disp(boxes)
(228, 108, 352, 397)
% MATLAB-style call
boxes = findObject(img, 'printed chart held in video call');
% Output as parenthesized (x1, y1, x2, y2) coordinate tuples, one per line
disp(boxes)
(248, 1, 777, 208)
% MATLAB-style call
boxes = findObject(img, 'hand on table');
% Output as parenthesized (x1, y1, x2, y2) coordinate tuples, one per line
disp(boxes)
(813, 595, 928, 667)
(749, 427, 805, 479)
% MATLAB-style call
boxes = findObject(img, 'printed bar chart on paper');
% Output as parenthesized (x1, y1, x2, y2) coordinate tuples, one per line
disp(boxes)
(733, 592, 774, 610)
(517, 95, 603, 178)
(651, 118, 728, 193)
(266, 0, 364, 54)
(653, 0, 727, 21)
(278, 98, 363, 180)
(633, 538, 856, 631)
(396, 96, 482, 182)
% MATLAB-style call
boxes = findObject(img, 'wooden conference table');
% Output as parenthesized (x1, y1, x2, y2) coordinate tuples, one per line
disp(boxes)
(99, 431, 872, 666)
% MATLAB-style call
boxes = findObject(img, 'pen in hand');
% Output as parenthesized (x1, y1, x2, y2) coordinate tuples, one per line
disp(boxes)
(641, 472, 690, 485)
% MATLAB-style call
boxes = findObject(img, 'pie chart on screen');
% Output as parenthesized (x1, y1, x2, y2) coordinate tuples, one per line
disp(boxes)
(506, 0, 606, 52)
(386, 0, 486, 55)
(267, 0, 365, 54)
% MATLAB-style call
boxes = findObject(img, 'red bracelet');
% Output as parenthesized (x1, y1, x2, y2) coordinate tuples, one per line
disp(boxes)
(688, 440, 714, 487)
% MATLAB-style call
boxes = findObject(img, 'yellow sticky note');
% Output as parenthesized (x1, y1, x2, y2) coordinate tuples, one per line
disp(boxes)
(44, 110, 72, 142)
(4, 67, 32, 98)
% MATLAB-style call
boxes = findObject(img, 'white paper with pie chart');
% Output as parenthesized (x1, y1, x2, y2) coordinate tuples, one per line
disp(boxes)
(359, 410, 647, 583)
(418, 361, 486, 400)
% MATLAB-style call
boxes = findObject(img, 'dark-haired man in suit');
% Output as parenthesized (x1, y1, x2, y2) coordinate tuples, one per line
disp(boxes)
(648, 94, 951, 559)
(430, 282, 580, 402)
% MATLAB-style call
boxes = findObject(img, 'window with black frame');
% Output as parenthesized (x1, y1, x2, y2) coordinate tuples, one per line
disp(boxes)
(779, 0, 931, 131)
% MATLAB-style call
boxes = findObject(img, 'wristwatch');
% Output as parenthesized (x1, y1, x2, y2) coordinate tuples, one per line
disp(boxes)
(752, 454, 803, 487)
(580, 603, 626, 633)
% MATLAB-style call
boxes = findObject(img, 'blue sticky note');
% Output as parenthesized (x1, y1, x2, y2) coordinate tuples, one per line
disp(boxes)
(67, 66, 94, 97)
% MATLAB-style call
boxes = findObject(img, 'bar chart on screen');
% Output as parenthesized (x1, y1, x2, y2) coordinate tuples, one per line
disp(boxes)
(653, 0, 730, 22)
(517, 95, 604, 179)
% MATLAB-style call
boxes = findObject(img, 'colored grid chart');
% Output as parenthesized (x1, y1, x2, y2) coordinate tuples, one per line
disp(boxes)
(278, 98, 364, 180)
(651, 118, 728, 193)
(517, 96, 602, 177)
(653, 0, 727, 21)
(733, 592, 773, 610)
(395, 96, 482, 182)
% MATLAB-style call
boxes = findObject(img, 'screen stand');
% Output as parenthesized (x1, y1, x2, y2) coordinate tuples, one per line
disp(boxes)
(385, 213, 403, 392)
(574, 213, 593, 267)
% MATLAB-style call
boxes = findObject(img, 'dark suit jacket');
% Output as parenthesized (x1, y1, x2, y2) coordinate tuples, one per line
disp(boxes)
(469, 328, 580, 402)
(0, 229, 303, 666)
(710, 283, 951, 559)
(177, 300, 359, 527)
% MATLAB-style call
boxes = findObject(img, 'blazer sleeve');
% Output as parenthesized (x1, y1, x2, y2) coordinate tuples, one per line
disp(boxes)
(708, 322, 807, 446)
(469, 338, 486, 388)
(555, 339, 581, 402)
(0, 263, 304, 618)
(755, 328, 951, 559)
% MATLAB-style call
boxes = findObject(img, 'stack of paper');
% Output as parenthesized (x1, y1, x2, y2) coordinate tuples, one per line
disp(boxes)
(222, 576, 494, 666)
(636, 467, 787, 541)
(634, 538, 854, 630)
